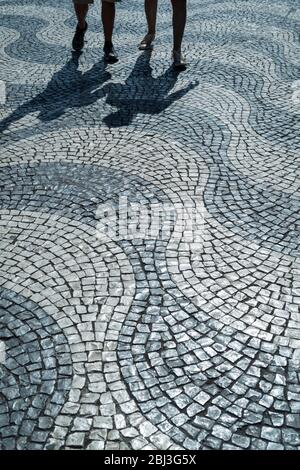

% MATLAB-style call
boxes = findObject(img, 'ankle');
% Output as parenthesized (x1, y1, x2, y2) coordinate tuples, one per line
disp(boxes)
(77, 21, 86, 30)
(173, 42, 182, 51)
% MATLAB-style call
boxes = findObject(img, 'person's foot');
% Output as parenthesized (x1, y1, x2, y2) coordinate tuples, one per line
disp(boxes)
(72, 22, 88, 52)
(139, 33, 155, 50)
(103, 42, 119, 63)
(173, 50, 187, 71)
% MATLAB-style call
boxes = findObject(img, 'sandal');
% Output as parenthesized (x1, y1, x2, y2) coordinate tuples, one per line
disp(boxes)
(173, 50, 187, 71)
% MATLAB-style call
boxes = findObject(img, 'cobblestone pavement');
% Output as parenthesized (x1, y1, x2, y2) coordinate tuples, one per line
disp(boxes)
(0, 0, 300, 451)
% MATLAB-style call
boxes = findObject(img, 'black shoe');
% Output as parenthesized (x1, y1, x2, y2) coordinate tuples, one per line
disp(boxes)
(72, 22, 88, 52)
(103, 42, 119, 64)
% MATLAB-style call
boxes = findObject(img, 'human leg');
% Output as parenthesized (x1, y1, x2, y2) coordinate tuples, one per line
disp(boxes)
(102, 0, 118, 63)
(171, 0, 187, 69)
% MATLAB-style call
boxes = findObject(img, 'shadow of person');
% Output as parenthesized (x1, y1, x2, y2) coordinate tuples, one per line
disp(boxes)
(0, 52, 111, 135)
(103, 51, 199, 128)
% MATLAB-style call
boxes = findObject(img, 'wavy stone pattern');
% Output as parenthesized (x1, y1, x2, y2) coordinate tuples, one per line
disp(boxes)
(0, 0, 299, 451)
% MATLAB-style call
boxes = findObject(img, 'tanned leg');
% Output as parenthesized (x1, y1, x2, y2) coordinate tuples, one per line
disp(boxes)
(102, 1, 118, 63)
(145, 0, 158, 35)
(139, 0, 158, 49)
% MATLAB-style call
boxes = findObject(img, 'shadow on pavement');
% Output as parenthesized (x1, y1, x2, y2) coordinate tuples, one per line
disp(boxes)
(103, 51, 198, 127)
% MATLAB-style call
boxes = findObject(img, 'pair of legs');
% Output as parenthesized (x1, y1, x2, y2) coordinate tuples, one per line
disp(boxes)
(72, 0, 118, 61)
(142, 0, 187, 53)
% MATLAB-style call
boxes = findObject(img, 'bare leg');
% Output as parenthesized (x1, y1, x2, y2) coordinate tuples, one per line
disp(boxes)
(171, 0, 187, 52)
(145, 0, 158, 35)
(102, 1, 116, 44)
(74, 3, 89, 29)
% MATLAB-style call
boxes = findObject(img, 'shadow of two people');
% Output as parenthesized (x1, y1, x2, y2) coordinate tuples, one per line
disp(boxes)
(0, 51, 198, 132)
